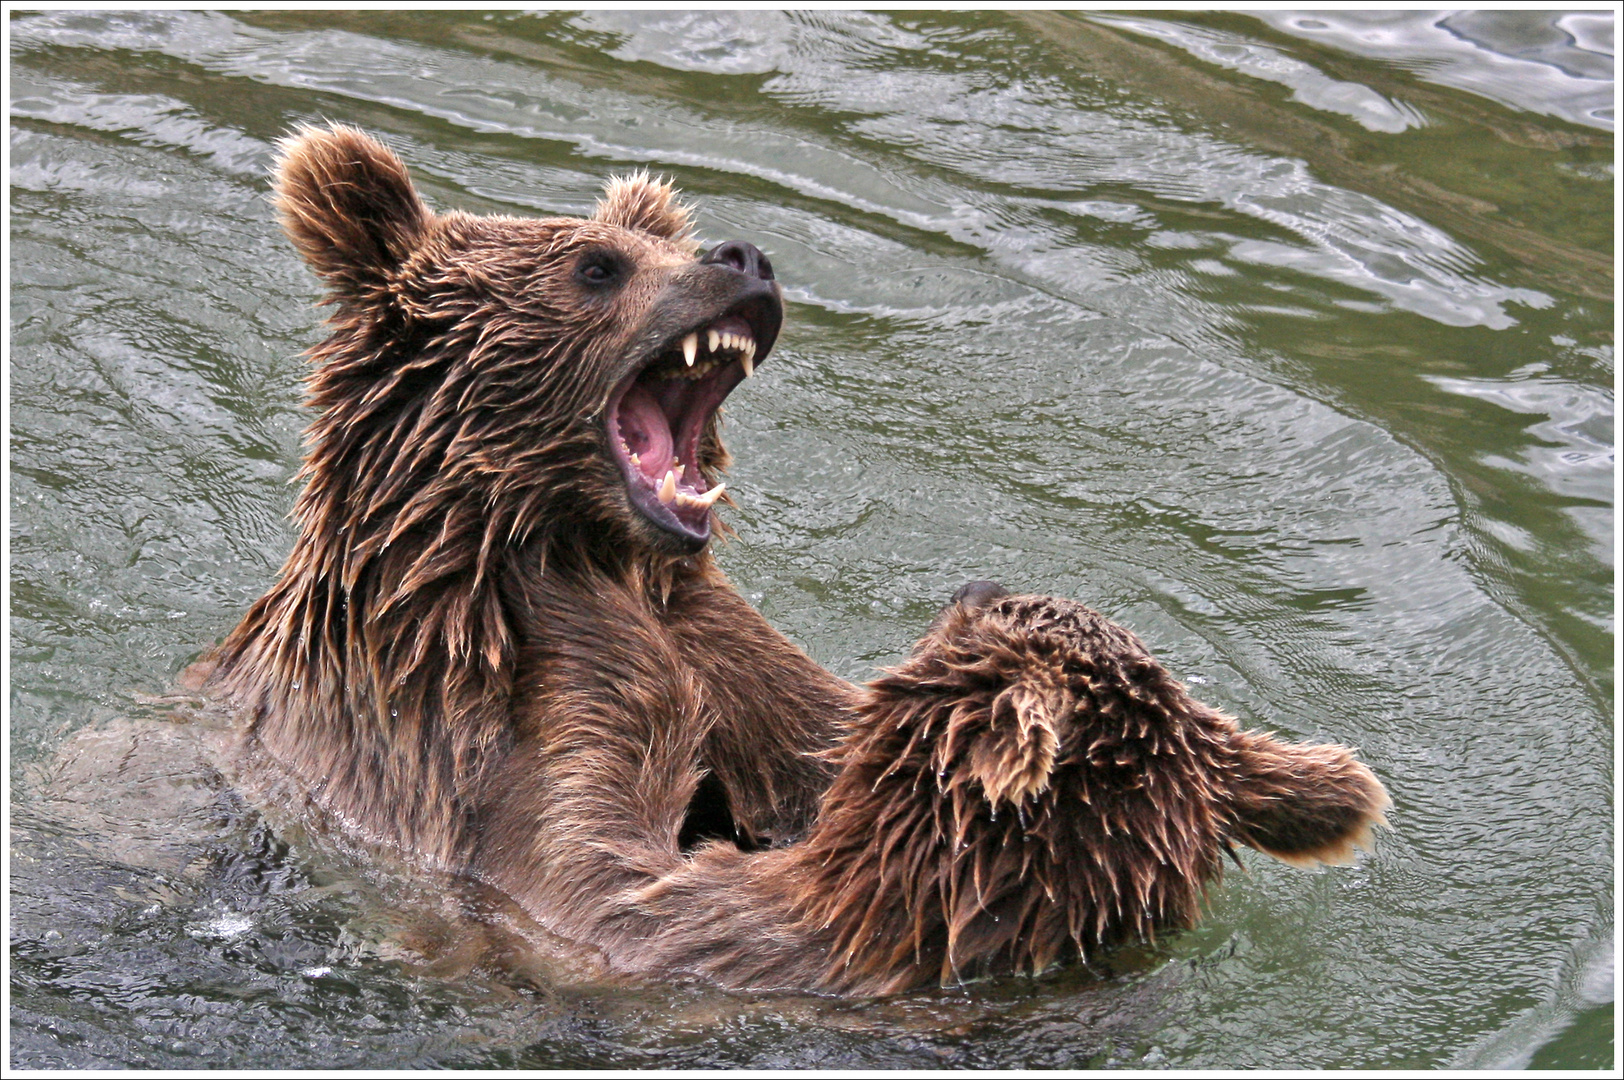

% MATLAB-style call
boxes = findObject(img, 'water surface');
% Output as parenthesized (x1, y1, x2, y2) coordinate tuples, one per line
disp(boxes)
(9, 9, 1614, 1070)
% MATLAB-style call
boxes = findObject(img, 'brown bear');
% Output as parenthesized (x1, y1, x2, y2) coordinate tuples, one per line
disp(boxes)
(204, 124, 1390, 996)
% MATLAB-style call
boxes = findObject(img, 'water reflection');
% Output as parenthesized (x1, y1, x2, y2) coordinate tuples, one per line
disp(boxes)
(1259, 10, 1615, 131)
(1089, 13, 1428, 133)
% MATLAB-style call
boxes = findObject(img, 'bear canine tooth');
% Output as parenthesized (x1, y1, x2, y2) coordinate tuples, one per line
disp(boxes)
(676, 483, 725, 509)
(658, 469, 677, 504)
(682, 332, 698, 367)
(740, 352, 754, 379)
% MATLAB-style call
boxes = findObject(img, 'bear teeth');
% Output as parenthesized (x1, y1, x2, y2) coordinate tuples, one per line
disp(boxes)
(657, 323, 756, 381)
(677, 482, 726, 509)
(653, 469, 724, 509)
(639, 459, 723, 511)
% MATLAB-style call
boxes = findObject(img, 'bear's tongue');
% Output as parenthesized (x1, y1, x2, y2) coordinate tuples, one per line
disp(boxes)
(614, 372, 726, 528)
(616, 381, 673, 483)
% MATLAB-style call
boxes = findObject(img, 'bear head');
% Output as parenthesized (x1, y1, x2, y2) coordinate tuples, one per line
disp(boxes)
(274, 123, 781, 556)
(800, 584, 1390, 987)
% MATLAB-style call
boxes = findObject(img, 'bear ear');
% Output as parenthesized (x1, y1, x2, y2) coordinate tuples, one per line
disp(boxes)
(1224, 729, 1392, 867)
(273, 124, 429, 301)
(963, 679, 1062, 807)
(591, 171, 695, 242)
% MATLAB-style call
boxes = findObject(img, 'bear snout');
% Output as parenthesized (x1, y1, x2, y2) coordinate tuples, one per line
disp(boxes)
(700, 240, 774, 282)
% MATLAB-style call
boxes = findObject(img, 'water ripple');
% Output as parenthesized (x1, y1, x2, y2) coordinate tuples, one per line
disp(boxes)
(1259, 10, 1615, 131)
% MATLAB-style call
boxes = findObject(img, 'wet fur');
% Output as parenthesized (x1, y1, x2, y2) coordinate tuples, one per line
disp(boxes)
(207, 125, 1390, 995)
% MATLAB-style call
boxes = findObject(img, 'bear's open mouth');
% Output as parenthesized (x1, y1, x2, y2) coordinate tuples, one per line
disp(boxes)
(607, 298, 776, 545)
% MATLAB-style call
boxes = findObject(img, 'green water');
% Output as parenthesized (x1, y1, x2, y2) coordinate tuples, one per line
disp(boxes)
(9, 9, 1613, 1069)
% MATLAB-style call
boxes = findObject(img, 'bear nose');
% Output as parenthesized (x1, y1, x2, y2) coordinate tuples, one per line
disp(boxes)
(700, 240, 774, 282)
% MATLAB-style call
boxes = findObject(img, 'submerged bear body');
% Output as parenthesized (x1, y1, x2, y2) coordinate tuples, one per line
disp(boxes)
(206, 125, 1390, 995)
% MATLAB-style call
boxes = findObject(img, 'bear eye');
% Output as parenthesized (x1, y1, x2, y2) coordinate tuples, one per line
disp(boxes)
(575, 250, 627, 289)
